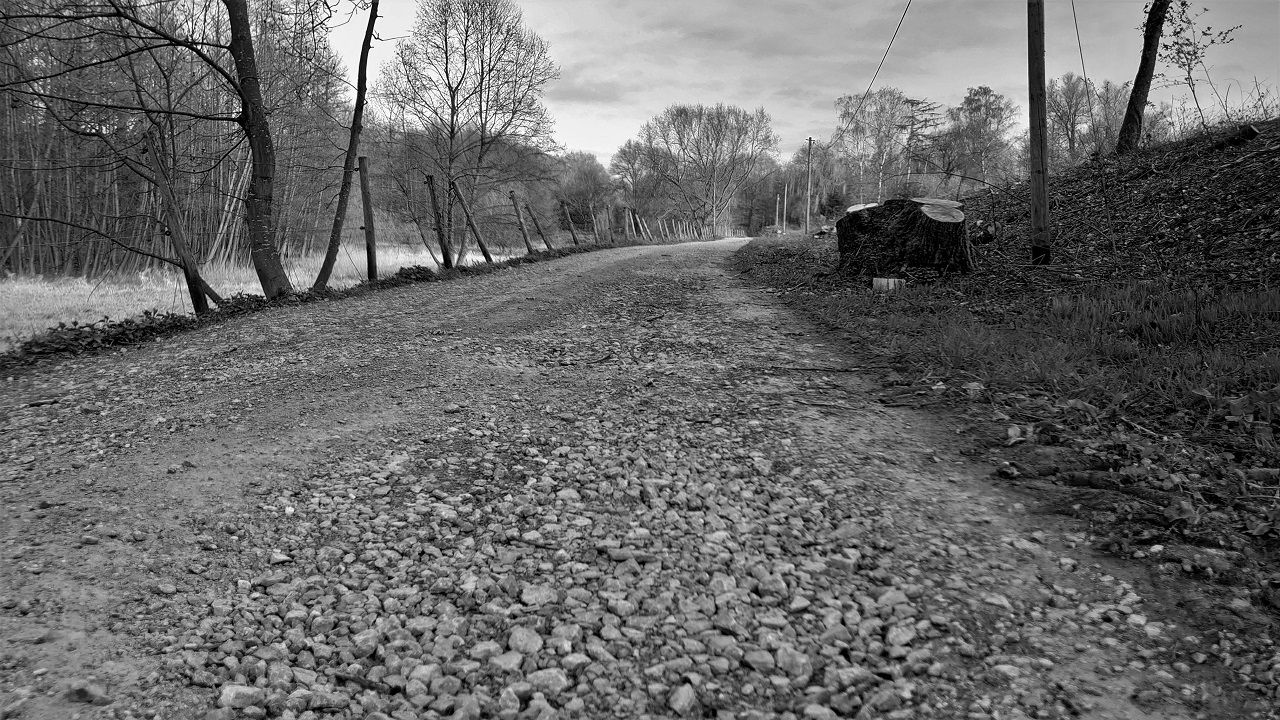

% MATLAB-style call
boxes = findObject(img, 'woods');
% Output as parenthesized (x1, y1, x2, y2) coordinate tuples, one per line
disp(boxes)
(0, 0, 346, 296)
(0, 0, 575, 304)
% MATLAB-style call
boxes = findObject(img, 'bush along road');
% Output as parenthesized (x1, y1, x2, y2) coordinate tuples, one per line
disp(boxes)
(1, 239, 1275, 720)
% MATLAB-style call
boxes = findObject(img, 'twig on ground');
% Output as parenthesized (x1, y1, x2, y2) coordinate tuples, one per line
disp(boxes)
(1120, 416, 1161, 437)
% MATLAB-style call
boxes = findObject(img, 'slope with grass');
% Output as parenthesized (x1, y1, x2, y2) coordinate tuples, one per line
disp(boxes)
(736, 119, 1280, 613)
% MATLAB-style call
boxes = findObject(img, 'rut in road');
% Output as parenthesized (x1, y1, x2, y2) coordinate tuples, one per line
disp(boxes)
(0, 239, 1267, 720)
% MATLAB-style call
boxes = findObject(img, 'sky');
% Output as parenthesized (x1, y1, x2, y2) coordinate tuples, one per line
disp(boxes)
(330, 0, 1280, 165)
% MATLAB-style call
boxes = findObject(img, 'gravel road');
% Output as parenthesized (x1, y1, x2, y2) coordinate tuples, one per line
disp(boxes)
(1, 239, 1275, 720)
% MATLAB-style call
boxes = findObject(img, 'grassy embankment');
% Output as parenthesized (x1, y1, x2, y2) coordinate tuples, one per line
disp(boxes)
(738, 120, 1280, 585)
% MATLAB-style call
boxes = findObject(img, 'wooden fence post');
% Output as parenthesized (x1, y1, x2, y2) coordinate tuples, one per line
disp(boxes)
(358, 156, 377, 281)
(526, 204, 553, 250)
(510, 190, 535, 253)
(424, 174, 453, 268)
(449, 179, 493, 264)
(561, 201, 580, 246)
(641, 216, 655, 243)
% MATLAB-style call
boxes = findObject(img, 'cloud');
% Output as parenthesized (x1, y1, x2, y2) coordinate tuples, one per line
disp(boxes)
(337, 0, 1279, 162)
(547, 70, 632, 105)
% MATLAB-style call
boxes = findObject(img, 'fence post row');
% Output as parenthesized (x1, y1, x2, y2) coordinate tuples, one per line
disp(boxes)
(589, 205, 601, 245)
(510, 190, 535, 253)
(561, 201, 580, 246)
(525, 204, 553, 251)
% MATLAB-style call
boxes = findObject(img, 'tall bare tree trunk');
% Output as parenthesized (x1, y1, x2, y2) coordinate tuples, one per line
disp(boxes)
(313, 0, 378, 290)
(424, 174, 453, 267)
(1117, 0, 1172, 154)
(223, 0, 291, 297)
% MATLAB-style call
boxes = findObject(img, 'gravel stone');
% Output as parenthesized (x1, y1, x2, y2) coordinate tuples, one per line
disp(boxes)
(508, 626, 544, 654)
(217, 685, 264, 709)
(521, 585, 557, 606)
(668, 683, 699, 716)
(526, 668, 570, 696)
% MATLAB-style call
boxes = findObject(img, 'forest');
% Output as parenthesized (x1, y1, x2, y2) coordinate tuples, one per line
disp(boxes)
(0, 0, 1273, 306)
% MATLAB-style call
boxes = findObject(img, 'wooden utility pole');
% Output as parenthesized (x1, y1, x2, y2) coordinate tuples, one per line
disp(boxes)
(775, 194, 780, 231)
(1027, 0, 1051, 265)
(358, 156, 377, 281)
(804, 137, 814, 235)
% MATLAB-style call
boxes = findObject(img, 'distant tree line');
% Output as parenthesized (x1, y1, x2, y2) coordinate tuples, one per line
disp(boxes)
(0, 0, 582, 298)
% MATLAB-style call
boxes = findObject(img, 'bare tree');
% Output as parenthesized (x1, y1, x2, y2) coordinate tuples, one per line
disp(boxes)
(834, 88, 913, 202)
(1117, 0, 1172, 154)
(1157, 0, 1241, 130)
(313, 0, 378, 291)
(558, 151, 611, 228)
(636, 103, 778, 236)
(376, 0, 558, 264)
(1047, 72, 1091, 162)
(1080, 80, 1131, 152)
(946, 86, 1018, 195)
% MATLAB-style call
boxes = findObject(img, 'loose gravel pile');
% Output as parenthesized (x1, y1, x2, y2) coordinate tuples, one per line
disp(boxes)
(2, 241, 1276, 720)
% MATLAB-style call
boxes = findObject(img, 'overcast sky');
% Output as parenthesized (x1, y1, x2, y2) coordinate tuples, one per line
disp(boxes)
(330, 0, 1279, 164)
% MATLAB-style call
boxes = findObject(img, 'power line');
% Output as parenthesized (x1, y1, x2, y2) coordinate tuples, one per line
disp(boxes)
(1070, 0, 1099, 134)
(1070, 0, 1121, 252)
(832, 0, 914, 147)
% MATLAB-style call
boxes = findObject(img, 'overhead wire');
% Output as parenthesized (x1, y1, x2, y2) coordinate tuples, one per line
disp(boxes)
(1070, 0, 1121, 252)
(831, 0, 914, 148)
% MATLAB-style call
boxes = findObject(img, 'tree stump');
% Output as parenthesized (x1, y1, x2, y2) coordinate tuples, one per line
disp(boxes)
(836, 197, 974, 275)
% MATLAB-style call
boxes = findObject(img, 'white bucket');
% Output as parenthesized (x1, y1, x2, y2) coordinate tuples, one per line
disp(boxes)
(872, 278, 904, 291)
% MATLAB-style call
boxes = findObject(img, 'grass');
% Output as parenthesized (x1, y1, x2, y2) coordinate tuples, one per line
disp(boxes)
(737, 235, 1280, 462)
(0, 242, 476, 351)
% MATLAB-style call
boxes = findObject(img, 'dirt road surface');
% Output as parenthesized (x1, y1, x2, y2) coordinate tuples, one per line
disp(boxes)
(1, 239, 1273, 720)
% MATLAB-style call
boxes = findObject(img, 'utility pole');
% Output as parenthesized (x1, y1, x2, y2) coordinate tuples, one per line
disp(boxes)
(1027, 0, 1051, 264)
(775, 194, 780, 231)
(804, 137, 814, 236)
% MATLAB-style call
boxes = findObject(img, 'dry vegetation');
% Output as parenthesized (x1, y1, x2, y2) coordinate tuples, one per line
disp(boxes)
(0, 242, 508, 352)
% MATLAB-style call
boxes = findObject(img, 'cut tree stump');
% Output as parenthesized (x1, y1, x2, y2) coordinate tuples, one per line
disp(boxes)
(836, 197, 974, 275)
